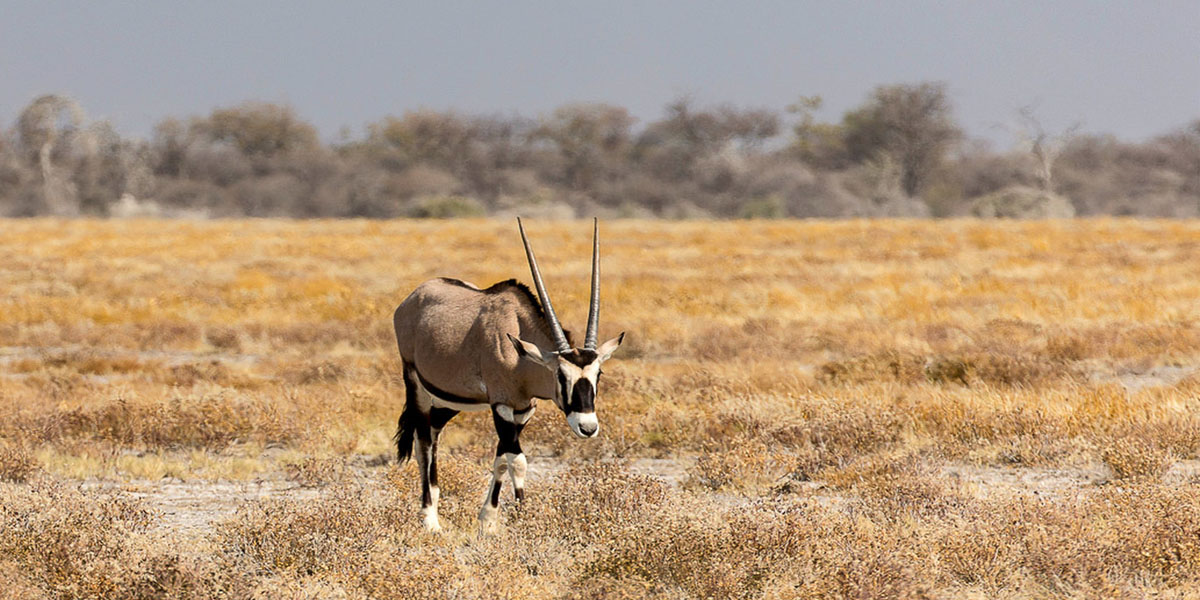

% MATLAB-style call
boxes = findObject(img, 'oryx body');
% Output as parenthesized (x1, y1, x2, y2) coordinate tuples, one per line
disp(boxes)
(393, 219, 623, 532)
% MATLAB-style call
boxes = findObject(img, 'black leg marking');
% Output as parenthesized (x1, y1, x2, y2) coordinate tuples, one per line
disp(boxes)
(492, 406, 525, 457)
(489, 479, 503, 507)
(428, 408, 457, 489)
(480, 405, 529, 529)
(416, 413, 434, 509)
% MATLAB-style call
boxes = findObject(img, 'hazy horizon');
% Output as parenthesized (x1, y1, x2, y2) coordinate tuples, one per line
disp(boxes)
(2, 1, 1197, 147)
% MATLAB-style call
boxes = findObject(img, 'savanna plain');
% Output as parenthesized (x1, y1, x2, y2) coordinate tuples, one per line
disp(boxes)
(2, 218, 1200, 599)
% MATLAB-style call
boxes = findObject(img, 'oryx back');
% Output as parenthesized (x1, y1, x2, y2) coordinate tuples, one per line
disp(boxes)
(393, 277, 560, 406)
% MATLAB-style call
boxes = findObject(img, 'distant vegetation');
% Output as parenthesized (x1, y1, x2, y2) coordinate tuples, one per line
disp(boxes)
(1, 83, 1197, 218)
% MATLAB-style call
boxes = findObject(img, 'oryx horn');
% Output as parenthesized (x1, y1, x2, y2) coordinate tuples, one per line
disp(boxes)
(584, 218, 600, 350)
(517, 217, 571, 353)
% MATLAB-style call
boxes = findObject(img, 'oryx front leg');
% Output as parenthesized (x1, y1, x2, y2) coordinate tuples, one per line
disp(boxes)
(478, 453, 508, 533)
(479, 403, 530, 533)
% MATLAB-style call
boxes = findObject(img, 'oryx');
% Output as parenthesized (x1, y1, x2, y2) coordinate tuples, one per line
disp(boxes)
(393, 218, 624, 532)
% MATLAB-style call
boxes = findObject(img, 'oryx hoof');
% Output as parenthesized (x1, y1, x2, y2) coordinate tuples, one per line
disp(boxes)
(421, 509, 442, 533)
(478, 506, 500, 535)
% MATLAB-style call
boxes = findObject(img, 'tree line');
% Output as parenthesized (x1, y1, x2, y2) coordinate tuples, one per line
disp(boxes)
(1, 83, 1197, 219)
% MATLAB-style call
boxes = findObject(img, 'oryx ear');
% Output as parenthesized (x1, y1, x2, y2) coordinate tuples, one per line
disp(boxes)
(596, 332, 625, 362)
(507, 333, 558, 370)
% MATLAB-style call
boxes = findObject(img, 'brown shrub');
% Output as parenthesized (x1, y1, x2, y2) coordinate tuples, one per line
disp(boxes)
(818, 351, 926, 386)
(922, 355, 971, 385)
(159, 361, 238, 387)
(354, 548, 469, 600)
(22, 391, 304, 449)
(0, 481, 229, 599)
(1101, 435, 1172, 481)
(0, 444, 39, 482)
(204, 326, 242, 351)
(267, 322, 359, 349)
(582, 505, 750, 600)
(284, 456, 350, 488)
(285, 360, 348, 385)
(936, 485, 1200, 591)
(824, 452, 970, 520)
(135, 321, 203, 350)
(217, 481, 417, 578)
(687, 438, 794, 493)
(769, 405, 904, 474)
(0, 561, 47, 600)
(1100, 485, 1200, 580)
(968, 353, 1071, 388)
(513, 462, 669, 544)
(1044, 333, 1091, 362)
(39, 351, 151, 376)
(384, 454, 488, 530)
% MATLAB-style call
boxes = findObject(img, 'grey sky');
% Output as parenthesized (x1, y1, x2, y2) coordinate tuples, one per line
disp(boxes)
(2, 1, 1197, 147)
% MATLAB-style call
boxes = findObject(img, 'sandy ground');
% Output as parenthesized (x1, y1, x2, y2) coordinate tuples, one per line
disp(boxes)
(76, 456, 692, 537)
(73, 455, 1200, 541)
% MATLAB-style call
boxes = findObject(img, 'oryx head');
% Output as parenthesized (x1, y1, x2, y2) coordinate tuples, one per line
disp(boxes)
(506, 218, 624, 439)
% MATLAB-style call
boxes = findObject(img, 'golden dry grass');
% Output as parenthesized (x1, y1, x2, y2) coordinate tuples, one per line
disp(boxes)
(2, 218, 1200, 598)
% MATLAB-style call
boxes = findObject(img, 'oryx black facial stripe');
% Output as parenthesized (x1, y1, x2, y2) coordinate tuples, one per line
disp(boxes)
(557, 371, 570, 412)
(571, 378, 595, 413)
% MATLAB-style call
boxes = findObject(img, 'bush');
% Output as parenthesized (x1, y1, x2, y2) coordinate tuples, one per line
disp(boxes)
(737, 195, 786, 219)
(0, 444, 39, 482)
(970, 185, 1076, 218)
(410, 194, 486, 218)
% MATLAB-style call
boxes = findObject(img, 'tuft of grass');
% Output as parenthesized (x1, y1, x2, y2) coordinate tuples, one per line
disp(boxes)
(0, 444, 40, 483)
(1102, 435, 1173, 482)
(283, 456, 350, 488)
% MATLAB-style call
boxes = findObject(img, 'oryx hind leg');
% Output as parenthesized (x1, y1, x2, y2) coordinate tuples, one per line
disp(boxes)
(427, 407, 457, 518)
(414, 414, 441, 532)
(402, 365, 444, 532)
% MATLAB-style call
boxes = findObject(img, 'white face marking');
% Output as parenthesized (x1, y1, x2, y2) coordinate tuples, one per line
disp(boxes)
(566, 411, 599, 438)
(559, 360, 584, 381)
(582, 361, 601, 380)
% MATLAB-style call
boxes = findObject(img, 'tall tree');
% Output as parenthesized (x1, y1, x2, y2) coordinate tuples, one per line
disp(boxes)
(842, 82, 961, 196)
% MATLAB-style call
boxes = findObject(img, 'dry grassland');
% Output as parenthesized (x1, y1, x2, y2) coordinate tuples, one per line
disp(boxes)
(2, 218, 1200, 599)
